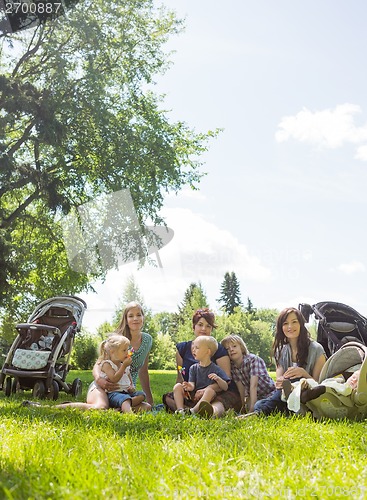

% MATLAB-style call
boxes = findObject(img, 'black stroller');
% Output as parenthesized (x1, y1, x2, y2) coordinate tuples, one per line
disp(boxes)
(299, 301, 367, 357)
(0, 295, 87, 400)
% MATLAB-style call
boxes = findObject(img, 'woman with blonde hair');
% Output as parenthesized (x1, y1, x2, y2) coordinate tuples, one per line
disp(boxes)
(89, 301, 153, 410)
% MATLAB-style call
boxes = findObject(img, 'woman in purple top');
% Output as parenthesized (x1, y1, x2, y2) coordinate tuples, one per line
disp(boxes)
(163, 308, 241, 414)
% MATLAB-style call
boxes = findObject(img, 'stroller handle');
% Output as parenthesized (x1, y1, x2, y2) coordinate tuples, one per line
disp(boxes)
(16, 323, 62, 336)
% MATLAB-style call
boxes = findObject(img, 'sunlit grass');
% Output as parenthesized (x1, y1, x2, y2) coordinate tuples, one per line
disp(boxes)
(0, 371, 366, 499)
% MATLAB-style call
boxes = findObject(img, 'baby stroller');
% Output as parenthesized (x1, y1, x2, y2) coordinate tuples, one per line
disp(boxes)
(299, 301, 367, 357)
(0, 295, 86, 400)
(302, 341, 367, 421)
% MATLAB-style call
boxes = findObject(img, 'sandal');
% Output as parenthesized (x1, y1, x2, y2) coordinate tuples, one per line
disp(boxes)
(21, 400, 41, 407)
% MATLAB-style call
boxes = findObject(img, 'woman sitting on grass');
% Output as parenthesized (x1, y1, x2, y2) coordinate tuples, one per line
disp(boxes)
(174, 335, 230, 418)
(88, 301, 153, 410)
(163, 308, 242, 415)
(238, 307, 326, 419)
(221, 334, 276, 413)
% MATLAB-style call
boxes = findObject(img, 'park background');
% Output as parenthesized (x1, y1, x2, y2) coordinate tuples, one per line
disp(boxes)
(1, 1, 367, 498)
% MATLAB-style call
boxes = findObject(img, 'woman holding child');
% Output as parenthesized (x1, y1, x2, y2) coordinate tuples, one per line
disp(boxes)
(89, 301, 153, 409)
(163, 308, 242, 417)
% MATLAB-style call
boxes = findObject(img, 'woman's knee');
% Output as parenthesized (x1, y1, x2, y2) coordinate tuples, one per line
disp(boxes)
(87, 391, 109, 410)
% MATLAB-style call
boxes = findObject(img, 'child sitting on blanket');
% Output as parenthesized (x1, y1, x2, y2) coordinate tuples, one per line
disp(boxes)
(173, 336, 230, 418)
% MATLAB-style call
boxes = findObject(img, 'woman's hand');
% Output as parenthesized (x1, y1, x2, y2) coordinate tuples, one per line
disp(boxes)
(192, 389, 205, 402)
(275, 376, 284, 389)
(97, 378, 120, 392)
(283, 366, 308, 380)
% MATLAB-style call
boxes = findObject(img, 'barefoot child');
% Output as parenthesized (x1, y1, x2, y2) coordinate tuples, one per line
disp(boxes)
(98, 334, 146, 413)
(173, 336, 230, 418)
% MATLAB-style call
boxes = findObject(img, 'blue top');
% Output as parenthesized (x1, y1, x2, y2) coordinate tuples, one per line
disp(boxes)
(176, 339, 229, 382)
(189, 362, 231, 391)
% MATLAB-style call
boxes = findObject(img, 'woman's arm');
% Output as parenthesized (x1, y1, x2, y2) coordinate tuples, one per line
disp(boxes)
(283, 354, 326, 381)
(211, 355, 231, 394)
(138, 354, 153, 406)
(275, 365, 285, 389)
(92, 361, 120, 391)
(216, 355, 231, 377)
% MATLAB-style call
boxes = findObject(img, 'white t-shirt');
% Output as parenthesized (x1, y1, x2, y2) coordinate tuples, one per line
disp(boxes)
(100, 360, 131, 392)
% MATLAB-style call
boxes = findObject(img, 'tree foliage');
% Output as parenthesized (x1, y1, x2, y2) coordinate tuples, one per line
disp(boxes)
(173, 282, 209, 343)
(70, 330, 98, 370)
(215, 307, 276, 367)
(0, 0, 215, 318)
(217, 271, 242, 315)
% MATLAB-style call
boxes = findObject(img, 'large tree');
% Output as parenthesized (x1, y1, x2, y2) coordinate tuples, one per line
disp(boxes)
(0, 0, 215, 321)
(218, 271, 242, 315)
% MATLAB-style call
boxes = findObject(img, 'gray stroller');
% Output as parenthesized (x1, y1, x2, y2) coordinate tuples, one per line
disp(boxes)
(0, 295, 86, 400)
(302, 341, 367, 421)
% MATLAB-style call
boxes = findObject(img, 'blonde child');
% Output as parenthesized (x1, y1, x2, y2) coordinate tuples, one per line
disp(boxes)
(221, 334, 276, 413)
(173, 336, 230, 418)
(96, 334, 146, 413)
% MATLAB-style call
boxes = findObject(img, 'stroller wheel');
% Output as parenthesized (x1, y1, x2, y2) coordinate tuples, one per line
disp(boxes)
(4, 377, 12, 397)
(32, 381, 46, 399)
(12, 378, 21, 394)
(47, 381, 60, 401)
(71, 378, 82, 397)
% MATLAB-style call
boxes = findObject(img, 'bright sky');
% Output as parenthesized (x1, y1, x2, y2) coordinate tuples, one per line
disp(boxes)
(81, 0, 367, 331)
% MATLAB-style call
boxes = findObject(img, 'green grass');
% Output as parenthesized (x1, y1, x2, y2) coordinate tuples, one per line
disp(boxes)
(0, 371, 367, 499)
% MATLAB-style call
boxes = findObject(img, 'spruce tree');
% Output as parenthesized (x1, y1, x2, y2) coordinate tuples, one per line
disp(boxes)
(218, 272, 242, 315)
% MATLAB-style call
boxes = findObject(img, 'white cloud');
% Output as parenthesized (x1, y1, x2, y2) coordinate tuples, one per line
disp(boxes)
(337, 261, 366, 275)
(355, 144, 367, 161)
(275, 103, 367, 153)
(80, 207, 271, 331)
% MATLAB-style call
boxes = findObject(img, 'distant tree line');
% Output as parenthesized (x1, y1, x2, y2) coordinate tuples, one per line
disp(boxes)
(70, 273, 279, 370)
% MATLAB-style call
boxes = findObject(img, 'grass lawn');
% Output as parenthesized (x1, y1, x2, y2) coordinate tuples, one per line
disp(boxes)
(0, 370, 367, 499)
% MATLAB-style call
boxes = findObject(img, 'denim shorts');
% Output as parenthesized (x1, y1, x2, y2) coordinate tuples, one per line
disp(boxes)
(108, 390, 145, 409)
